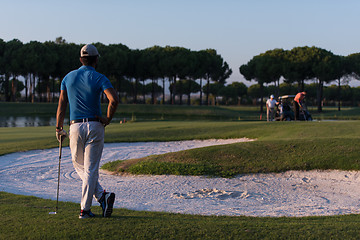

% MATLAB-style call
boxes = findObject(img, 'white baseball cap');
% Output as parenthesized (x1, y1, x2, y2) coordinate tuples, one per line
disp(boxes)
(80, 44, 99, 57)
(270, 94, 274, 98)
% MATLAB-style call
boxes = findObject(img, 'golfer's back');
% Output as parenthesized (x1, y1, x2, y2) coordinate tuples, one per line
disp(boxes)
(61, 65, 112, 120)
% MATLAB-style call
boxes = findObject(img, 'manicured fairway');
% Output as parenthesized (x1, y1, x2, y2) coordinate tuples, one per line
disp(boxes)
(1, 103, 360, 239)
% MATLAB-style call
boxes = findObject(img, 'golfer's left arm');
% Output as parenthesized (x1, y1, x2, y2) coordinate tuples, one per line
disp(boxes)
(99, 88, 119, 127)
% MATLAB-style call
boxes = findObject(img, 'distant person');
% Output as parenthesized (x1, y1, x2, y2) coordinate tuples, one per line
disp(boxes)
(56, 44, 119, 219)
(277, 99, 285, 121)
(293, 91, 307, 120)
(266, 94, 277, 121)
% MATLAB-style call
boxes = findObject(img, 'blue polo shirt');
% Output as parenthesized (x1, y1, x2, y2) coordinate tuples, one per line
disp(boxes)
(61, 66, 113, 120)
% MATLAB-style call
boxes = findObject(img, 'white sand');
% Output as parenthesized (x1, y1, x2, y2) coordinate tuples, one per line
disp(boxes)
(1, 138, 360, 217)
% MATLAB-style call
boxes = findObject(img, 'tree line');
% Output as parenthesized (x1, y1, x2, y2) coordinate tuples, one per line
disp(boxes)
(1, 39, 360, 112)
(0, 37, 232, 105)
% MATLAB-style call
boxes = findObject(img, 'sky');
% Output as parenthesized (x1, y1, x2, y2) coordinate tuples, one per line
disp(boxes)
(2, 0, 360, 86)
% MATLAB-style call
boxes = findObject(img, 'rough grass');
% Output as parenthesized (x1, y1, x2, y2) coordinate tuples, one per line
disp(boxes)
(2, 191, 360, 240)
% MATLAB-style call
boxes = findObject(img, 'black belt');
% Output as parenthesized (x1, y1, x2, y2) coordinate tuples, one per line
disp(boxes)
(70, 118, 100, 125)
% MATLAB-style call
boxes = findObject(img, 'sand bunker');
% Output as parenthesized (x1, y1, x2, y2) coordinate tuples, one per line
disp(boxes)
(1, 138, 360, 217)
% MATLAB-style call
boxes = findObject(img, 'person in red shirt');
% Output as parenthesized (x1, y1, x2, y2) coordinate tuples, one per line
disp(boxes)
(293, 91, 307, 120)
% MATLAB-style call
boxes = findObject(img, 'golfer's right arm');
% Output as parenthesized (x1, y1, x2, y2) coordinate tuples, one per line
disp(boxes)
(56, 90, 68, 142)
(56, 90, 68, 128)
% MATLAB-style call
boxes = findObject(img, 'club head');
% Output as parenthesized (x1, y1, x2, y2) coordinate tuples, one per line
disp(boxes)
(49, 212, 57, 215)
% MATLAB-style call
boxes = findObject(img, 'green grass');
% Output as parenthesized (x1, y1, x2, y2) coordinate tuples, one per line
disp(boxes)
(0, 102, 59, 117)
(310, 106, 360, 120)
(0, 102, 259, 121)
(3, 102, 360, 239)
(2, 120, 359, 155)
(2, 191, 360, 240)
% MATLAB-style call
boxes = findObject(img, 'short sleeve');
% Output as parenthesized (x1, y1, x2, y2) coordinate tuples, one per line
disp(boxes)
(100, 75, 113, 91)
(60, 77, 67, 91)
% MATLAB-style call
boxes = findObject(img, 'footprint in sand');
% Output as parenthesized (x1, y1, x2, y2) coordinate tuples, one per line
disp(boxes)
(171, 188, 250, 200)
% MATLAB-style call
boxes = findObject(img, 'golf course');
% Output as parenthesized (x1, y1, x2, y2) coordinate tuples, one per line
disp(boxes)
(1, 102, 360, 239)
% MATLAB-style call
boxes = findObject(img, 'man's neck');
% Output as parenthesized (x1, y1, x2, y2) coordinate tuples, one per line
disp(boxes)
(83, 64, 96, 68)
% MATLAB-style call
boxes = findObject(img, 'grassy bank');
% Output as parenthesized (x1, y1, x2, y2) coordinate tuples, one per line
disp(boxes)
(101, 121, 360, 177)
(2, 192, 360, 240)
(105, 138, 360, 177)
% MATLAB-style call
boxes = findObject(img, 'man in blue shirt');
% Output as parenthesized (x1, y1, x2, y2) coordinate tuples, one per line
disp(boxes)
(56, 44, 119, 219)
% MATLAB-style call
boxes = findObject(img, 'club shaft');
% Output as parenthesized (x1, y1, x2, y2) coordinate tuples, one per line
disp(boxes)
(55, 140, 62, 212)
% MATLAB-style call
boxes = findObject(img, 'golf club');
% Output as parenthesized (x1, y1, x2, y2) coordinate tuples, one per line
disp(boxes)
(49, 138, 63, 215)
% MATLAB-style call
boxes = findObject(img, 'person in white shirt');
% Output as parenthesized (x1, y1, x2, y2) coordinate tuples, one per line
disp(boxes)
(266, 95, 277, 121)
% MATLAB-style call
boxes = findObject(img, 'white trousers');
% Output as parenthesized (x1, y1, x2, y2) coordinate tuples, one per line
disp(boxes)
(69, 121, 105, 211)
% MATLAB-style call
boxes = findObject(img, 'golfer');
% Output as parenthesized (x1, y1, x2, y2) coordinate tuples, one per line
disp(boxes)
(56, 44, 119, 219)
(266, 95, 277, 121)
(293, 91, 307, 120)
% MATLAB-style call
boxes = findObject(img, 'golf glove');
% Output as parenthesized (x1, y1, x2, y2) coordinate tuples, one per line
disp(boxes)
(56, 129, 67, 142)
